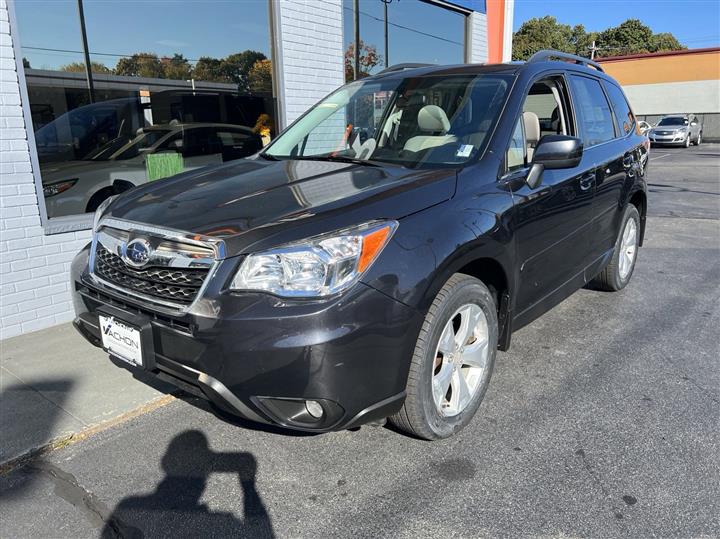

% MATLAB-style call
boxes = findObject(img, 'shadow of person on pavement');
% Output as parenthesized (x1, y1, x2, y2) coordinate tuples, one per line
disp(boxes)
(101, 430, 274, 539)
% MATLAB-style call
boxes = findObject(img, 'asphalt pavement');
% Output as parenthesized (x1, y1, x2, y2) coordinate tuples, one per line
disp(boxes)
(1, 144, 718, 538)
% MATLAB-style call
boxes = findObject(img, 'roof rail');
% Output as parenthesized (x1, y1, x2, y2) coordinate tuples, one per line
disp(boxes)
(377, 63, 434, 75)
(528, 49, 604, 72)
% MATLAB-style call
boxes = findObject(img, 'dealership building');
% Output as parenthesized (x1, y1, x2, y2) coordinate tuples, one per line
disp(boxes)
(0, 0, 514, 338)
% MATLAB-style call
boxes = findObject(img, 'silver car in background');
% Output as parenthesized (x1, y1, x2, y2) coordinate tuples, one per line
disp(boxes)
(648, 114, 703, 147)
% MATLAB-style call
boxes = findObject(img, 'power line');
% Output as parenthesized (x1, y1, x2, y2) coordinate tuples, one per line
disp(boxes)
(23, 46, 204, 63)
(341, 6, 464, 47)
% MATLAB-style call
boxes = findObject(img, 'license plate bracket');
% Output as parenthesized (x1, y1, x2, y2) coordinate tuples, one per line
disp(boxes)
(96, 305, 157, 370)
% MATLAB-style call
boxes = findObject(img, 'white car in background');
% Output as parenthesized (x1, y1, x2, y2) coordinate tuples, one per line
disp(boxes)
(637, 120, 652, 135)
(41, 123, 263, 218)
(648, 114, 703, 148)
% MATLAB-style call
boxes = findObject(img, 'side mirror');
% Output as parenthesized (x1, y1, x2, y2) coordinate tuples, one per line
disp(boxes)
(526, 135, 583, 189)
(691, 121, 698, 126)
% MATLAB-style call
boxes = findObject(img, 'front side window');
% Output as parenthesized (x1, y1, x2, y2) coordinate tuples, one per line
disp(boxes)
(603, 81, 636, 136)
(265, 74, 512, 168)
(568, 75, 616, 147)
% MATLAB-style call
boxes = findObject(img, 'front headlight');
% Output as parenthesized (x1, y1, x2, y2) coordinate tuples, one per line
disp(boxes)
(230, 220, 398, 298)
(43, 178, 78, 197)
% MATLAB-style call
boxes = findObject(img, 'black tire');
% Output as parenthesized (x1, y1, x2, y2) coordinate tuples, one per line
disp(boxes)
(86, 187, 115, 213)
(589, 205, 641, 292)
(390, 273, 498, 440)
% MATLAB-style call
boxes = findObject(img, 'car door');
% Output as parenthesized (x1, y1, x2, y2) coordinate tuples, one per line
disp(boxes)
(588, 79, 643, 265)
(567, 75, 630, 268)
(508, 74, 595, 315)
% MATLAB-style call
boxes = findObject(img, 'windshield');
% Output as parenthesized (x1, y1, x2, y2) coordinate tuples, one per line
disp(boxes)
(83, 136, 133, 161)
(264, 73, 512, 168)
(110, 129, 172, 161)
(658, 117, 688, 126)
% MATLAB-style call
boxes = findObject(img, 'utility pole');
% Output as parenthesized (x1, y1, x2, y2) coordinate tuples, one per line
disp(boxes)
(76, 0, 95, 103)
(353, 0, 360, 80)
(382, 0, 390, 68)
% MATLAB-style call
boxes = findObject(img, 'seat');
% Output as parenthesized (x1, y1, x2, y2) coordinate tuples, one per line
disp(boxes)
(403, 105, 457, 153)
(522, 111, 540, 160)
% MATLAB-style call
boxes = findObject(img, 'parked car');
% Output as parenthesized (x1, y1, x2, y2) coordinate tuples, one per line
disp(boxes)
(42, 123, 264, 218)
(72, 50, 648, 440)
(637, 120, 652, 135)
(648, 114, 703, 147)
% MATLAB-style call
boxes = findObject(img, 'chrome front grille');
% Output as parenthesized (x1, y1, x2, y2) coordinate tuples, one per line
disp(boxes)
(95, 247, 207, 305)
(91, 222, 220, 311)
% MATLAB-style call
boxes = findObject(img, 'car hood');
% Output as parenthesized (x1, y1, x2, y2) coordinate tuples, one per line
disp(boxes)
(104, 158, 456, 256)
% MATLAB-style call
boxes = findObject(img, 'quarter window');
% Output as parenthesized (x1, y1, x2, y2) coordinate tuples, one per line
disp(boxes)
(506, 118, 526, 172)
(568, 75, 616, 146)
(603, 81, 636, 136)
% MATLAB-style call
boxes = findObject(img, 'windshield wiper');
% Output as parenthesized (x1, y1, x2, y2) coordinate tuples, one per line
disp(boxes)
(289, 155, 382, 167)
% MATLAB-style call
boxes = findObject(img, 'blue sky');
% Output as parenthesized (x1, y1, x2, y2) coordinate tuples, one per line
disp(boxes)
(513, 0, 720, 49)
(15, 0, 272, 70)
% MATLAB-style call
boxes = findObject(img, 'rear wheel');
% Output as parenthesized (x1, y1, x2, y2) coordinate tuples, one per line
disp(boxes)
(695, 132, 702, 145)
(590, 205, 640, 291)
(390, 274, 497, 440)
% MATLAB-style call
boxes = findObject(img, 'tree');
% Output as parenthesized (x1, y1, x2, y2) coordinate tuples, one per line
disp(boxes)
(512, 16, 589, 60)
(344, 40, 382, 82)
(192, 56, 227, 82)
(512, 17, 685, 60)
(115, 53, 164, 78)
(248, 59, 273, 94)
(221, 50, 267, 92)
(60, 61, 112, 74)
(161, 53, 192, 80)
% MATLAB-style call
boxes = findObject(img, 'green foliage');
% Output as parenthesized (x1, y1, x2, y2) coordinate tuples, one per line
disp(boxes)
(115, 52, 164, 78)
(60, 61, 113, 74)
(513, 17, 685, 60)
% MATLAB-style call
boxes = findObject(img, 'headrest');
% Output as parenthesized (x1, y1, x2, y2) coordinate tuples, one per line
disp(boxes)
(522, 111, 540, 143)
(418, 105, 450, 133)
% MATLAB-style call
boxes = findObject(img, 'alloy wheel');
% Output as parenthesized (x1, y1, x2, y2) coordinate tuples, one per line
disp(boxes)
(431, 304, 490, 417)
(618, 218, 638, 280)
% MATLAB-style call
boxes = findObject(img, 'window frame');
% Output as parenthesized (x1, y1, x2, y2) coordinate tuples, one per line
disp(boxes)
(501, 72, 577, 177)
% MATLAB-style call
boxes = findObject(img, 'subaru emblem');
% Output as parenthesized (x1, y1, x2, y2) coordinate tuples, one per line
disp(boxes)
(123, 238, 152, 268)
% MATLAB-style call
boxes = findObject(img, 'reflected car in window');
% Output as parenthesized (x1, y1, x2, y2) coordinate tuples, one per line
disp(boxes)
(41, 123, 263, 218)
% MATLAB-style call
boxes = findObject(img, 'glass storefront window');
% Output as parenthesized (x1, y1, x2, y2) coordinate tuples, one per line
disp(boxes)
(15, 0, 276, 220)
(343, 0, 466, 81)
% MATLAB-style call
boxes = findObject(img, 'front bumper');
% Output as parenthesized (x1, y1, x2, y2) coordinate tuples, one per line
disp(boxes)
(71, 245, 422, 432)
(649, 132, 688, 145)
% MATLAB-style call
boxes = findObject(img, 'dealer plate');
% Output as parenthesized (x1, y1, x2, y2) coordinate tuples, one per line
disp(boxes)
(99, 315, 143, 367)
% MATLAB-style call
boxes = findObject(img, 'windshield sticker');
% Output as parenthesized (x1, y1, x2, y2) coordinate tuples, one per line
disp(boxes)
(456, 144, 474, 158)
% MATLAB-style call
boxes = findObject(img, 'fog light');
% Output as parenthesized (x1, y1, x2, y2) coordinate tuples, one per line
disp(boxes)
(306, 400, 324, 418)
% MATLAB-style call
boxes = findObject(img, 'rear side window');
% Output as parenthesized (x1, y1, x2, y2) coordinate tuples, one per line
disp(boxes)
(603, 82, 636, 136)
(568, 75, 616, 146)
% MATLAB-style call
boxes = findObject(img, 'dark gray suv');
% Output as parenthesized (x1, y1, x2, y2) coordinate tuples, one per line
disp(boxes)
(72, 50, 649, 440)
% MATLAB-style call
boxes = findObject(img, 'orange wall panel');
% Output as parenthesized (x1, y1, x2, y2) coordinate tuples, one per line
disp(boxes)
(600, 50, 720, 85)
(486, 0, 506, 64)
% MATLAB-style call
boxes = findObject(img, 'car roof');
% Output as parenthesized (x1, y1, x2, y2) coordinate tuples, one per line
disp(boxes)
(365, 58, 618, 87)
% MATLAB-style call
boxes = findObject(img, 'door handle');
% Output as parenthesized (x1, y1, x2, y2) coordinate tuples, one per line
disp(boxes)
(579, 172, 595, 191)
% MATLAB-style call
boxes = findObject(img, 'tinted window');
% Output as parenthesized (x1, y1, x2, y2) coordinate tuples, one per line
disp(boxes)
(569, 75, 616, 146)
(603, 82, 636, 136)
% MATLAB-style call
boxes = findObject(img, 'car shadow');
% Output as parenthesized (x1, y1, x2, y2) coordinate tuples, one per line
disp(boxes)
(101, 430, 275, 539)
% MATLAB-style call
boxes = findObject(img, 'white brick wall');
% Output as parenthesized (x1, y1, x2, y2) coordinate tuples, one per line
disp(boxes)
(0, 0, 91, 339)
(467, 11, 489, 64)
(274, 0, 345, 126)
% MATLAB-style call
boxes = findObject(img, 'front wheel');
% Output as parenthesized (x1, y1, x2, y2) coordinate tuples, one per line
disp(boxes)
(685, 135, 691, 148)
(695, 132, 702, 145)
(590, 205, 641, 291)
(390, 274, 497, 440)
